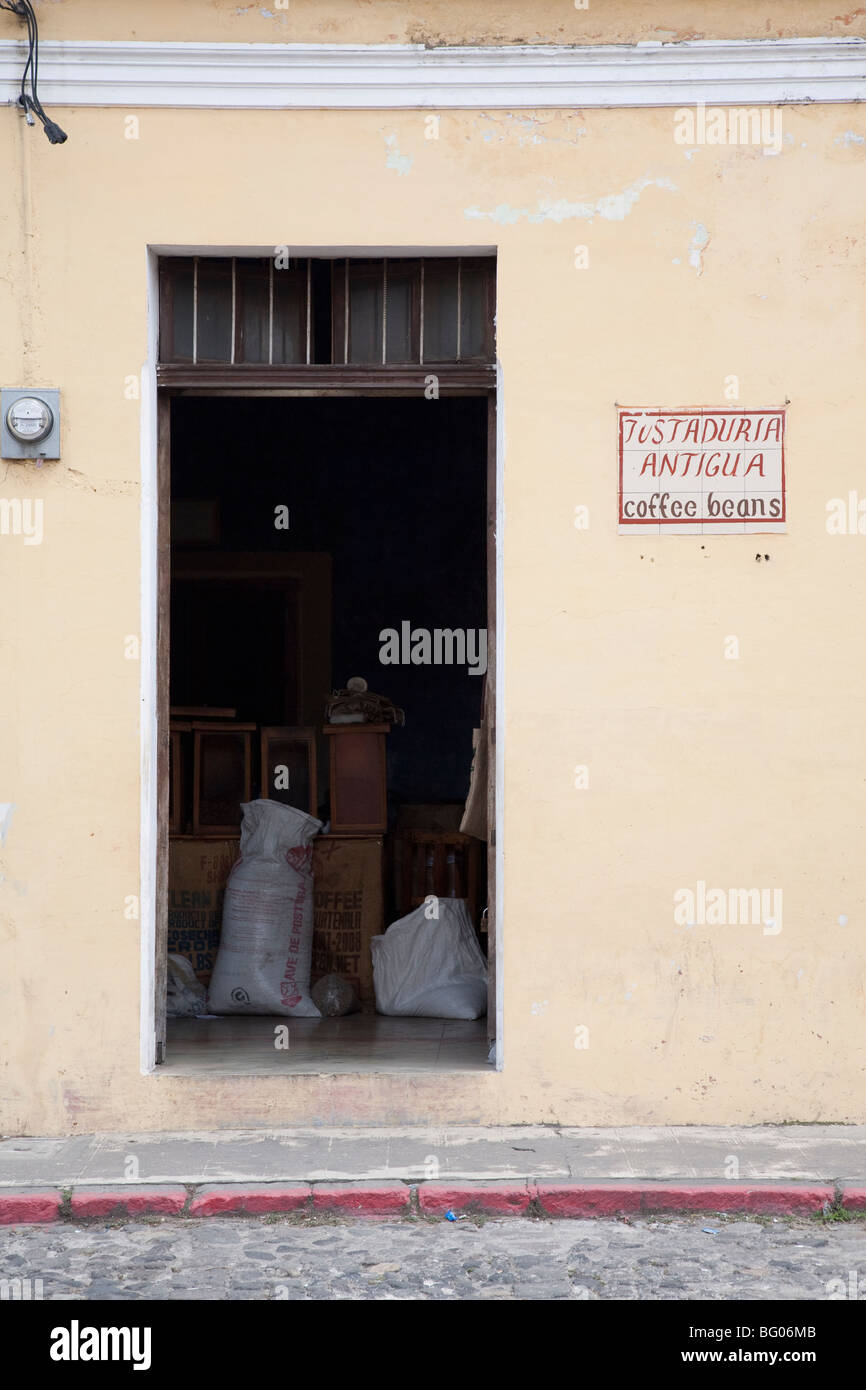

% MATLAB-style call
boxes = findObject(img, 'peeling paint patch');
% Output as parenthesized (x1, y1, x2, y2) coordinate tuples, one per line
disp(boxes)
(475, 112, 586, 148)
(0, 803, 15, 846)
(384, 133, 413, 176)
(530, 1000, 549, 1016)
(761, 132, 792, 159)
(465, 174, 677, 226)
(688, 221, 710, 275)
(835, 130, 865, 147)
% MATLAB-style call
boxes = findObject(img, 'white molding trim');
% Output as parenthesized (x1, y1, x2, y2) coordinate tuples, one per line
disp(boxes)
(0, 38, 864, 109)
(139, 247, 159, 1075)
(494, 360, 505, 1073)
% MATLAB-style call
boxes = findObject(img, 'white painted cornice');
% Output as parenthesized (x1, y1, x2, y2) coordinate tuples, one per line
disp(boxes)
(0, 37, 864, 109)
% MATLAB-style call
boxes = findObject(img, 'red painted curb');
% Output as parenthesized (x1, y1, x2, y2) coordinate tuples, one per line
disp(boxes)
(0, 1181, 856, 1224)
(0, 1192, 61, 1225)
(532, 1183, 836, 1217)
(189, 1185, 310, 1217)
(640, 1184, 835, 1215)
(312, 1183, 410, 1216)
(70, 1187, 188, 1219)
(418, 1183, 532, 1216)
(534, 1185, 643, 1218)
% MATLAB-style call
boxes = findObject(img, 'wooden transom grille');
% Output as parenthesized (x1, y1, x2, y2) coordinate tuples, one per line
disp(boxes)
(159, 256, 496, 369)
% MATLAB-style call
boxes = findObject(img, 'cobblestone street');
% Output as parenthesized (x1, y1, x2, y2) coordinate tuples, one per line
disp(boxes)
(3, 1213, 866, 1301)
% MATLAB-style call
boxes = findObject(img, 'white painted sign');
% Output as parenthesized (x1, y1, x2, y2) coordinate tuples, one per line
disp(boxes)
(618, 408, 786, 534)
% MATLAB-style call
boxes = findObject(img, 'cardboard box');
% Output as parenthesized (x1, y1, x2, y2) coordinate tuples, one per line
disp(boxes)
(168, 838, 239, 986)
(312, 835, 384, 1002)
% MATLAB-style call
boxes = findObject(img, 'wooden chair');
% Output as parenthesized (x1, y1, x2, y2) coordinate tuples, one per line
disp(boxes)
(398, 829, 480, 926)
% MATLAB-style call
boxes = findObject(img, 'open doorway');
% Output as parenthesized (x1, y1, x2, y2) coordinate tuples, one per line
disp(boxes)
(160, 393, 494, 1074)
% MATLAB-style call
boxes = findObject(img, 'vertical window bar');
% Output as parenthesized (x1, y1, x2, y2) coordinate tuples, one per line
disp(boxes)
(343, 259, 349, 364)
(306, 258, 312, 365)
(192, 257, 198, 365)
(419, 259, 425, 365)
(230, 258, 236, 365)
(456, 257, 462, 360)
(382, 258, 388, 365)
(268, 256, 274, 366)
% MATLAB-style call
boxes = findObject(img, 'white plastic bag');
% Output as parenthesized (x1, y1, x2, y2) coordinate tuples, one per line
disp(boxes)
(208, 799, 323, 1016)
(166, 953, 207, 1017)
(371, 898, 488, 1019)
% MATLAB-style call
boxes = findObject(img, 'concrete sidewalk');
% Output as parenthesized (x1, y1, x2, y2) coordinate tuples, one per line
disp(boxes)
(1, 1126, 865, 1223)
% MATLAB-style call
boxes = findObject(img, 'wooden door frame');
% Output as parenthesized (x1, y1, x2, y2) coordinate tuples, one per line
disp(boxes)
(486, 389, 501, 1063)
(146, 381, 501, 1070)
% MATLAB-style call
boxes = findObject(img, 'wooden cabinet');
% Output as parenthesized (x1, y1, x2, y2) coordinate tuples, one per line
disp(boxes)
(260, 725, 318, 817)
(323, 724, 389, 833)
(192, 722, 254, 835)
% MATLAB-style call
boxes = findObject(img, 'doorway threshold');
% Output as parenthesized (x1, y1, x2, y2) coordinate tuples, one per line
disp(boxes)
(163, 1014, 490, 1075)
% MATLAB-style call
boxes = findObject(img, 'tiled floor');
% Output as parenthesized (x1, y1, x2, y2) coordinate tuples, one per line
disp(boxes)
(164, 1011, 491, 1075)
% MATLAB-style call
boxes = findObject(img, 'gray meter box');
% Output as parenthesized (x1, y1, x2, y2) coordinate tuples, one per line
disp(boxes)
(1, 388, 61, 459)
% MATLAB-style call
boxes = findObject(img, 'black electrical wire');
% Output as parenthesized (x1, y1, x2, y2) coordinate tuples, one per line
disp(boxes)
(1, 0, 67, 143)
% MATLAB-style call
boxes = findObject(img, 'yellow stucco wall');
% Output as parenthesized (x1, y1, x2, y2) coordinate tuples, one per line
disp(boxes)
(1, 2, 865, 1132)
(17, 0, 866, 45)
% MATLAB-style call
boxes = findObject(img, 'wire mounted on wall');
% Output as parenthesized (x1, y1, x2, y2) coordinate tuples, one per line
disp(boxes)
(0, 0, 67, 143)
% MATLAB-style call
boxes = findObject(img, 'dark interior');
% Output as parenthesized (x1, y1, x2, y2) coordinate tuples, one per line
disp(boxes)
(170, 395, 488, 810)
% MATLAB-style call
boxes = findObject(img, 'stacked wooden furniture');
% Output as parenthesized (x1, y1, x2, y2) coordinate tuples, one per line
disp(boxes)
(322, 723, 389, 832)
(260, 726, 318, 816)
(305, 723, 390, 1002)
(169, 707, 254, 837)
(398, 829, 481, 927)
(168, 707, 251, 984)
